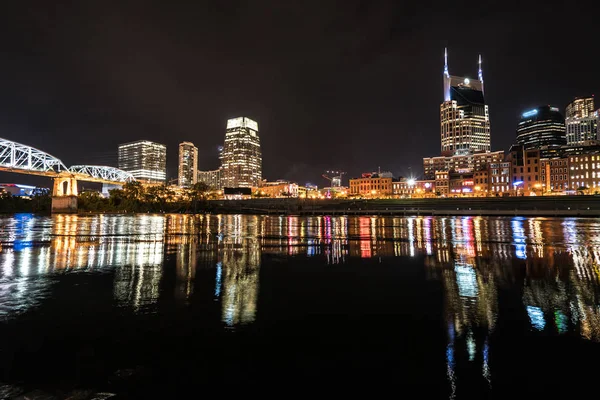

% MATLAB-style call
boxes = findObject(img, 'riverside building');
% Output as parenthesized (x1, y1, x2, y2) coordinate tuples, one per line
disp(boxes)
(118, 140, 166, 183)
(220, 117, 262, 188)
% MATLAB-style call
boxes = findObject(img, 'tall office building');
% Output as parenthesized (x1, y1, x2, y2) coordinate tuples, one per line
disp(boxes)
(565, 97, 595, 119)
(565, 97, 599, 145)
(220, 117, 262, 188)
(118, 140, 167, 183)
(516, 106, 566, 149)
(440, 49, 491, 155)
(178, 142, 198, 187)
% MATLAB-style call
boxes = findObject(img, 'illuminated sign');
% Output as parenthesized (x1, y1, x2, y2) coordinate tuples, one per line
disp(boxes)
(513, 180, 524, 186)
(550, 107, 559, 112)
(463, 180, 474, 185)
(522, 109, 538, 118)
(424, 182, 432, 189)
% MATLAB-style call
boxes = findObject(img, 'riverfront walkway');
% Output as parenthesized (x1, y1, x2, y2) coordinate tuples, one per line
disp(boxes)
(208, 196, 600, 217)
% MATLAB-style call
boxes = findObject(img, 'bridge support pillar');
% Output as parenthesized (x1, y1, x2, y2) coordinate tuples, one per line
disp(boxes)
(51, 176, 78, 213)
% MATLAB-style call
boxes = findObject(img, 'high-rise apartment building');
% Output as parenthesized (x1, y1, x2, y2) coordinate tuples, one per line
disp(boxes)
(118, 140, 167, 183)
(516, 106, 566, 149)
(565, 97, 599, 145)
(220, 117, 262, 188)
(440, 50, 490, 155)
(178, 142, 198, 187)
(197, 169, 222, 190)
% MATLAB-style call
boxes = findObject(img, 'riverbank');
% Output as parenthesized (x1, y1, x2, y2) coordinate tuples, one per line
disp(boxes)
(206, 196, 600, 217)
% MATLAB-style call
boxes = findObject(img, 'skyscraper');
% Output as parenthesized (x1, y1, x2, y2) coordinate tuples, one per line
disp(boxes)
(118, 140, 167, 183)
(565, 97, 599, 145)
(440, 49, 490, 155)
(220, 117, 262, 188)
(178, 142, 198, 187)
(516, 106, 566, 149)
(565, 97, 595, 119)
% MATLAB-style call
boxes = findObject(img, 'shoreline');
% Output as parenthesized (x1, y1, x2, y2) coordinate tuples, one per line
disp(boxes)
(3, 195, 600, 217)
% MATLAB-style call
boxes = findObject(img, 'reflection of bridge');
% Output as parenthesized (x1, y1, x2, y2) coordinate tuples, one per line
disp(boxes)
(0, 137, 134, 212)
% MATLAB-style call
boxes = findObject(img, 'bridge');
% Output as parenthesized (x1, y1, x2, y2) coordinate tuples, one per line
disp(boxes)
(0, 137, 134, 212)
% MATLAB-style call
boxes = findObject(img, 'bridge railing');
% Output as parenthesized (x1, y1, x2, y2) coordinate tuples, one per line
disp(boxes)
(68, 165, 135, 183)
(0, 138, 68, 173)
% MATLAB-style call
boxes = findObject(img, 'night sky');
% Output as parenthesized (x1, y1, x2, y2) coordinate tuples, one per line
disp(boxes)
(0, 0, 598, 187)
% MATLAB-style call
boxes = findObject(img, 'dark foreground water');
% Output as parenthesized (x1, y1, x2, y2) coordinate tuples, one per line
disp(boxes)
(1, 214, 600, 399)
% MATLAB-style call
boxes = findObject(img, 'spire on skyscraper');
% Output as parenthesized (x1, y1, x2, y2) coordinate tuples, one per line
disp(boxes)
(443, 48, 451, 101)
(478, 54, 483, 83)
(444, 48, 450, 78)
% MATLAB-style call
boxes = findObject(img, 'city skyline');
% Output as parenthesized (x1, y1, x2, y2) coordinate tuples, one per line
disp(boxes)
(0, 2, 598, 186)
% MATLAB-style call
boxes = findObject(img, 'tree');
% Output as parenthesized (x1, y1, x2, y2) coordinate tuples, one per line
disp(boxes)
(123, 181, 144, 201)
(187, 182, 210, 213)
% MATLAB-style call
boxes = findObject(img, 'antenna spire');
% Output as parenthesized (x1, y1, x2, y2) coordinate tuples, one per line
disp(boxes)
(478, 54, 483, 82)
(444, 48, 449, 78)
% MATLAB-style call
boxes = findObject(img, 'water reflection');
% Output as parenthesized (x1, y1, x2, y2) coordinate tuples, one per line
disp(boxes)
(3, 214, 600, 391)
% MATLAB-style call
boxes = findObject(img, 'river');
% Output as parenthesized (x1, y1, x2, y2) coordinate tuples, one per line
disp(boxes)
(1, 213, 599, 398)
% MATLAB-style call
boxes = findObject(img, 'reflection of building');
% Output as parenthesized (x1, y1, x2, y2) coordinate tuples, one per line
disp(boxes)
(565, 97, 599, 145)
(118, 140, 167, 183)
(197, 168, 221, 190)
(178, 141, 198, 187)
(217, 215, 261, 326)
(441, 50, 490, 155)
(516, 106, 566, 149)
(220, 117, 262, 188)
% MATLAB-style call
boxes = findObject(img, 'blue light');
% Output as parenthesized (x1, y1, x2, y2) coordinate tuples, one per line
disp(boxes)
(522, 109, 538, 118)
(527, 306, 546, 331)
(513, 180, 524, 186)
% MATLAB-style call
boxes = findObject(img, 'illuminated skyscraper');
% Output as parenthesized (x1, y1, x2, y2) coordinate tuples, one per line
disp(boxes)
(441, 49, 491, 155)
(178, 142, 198, 187)
(516, 106, 566, 149)
(220, 117, 262, 188)
(565, 97, 595, 119)
(565, 97, 599, 145)
(118, 140, 166, 183)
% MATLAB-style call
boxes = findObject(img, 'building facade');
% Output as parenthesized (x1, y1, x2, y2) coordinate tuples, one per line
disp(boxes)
(541, 158, 569, 193)
(349, 175, 393, 197)
(565, 97, 598, 145)
(440, 50, 490, 155)
(259, 181, 299, 198)
(220, 117, 262, 188)
(516, 106, 566, 149)
(118, 140, 166, 183)
(423, 150, 504, 180)
(568, 152, 600, 193)
(178, 142, 198, 187)
(488, 162, 512, 195)
(508, 145, 541, 195)
(435, 171, 449, 197)
(197, 169, 222, 190)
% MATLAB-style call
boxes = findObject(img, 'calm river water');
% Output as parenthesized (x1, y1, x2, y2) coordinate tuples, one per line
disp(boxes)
(1, 213, 600, 398)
